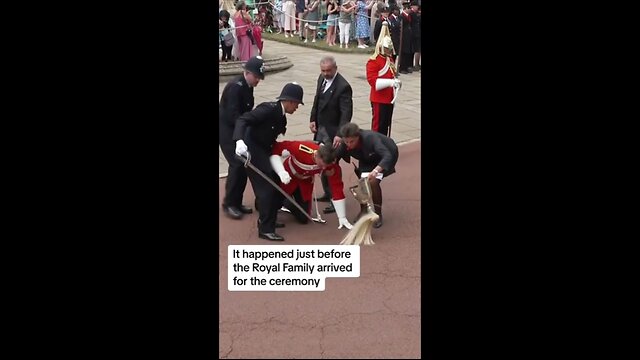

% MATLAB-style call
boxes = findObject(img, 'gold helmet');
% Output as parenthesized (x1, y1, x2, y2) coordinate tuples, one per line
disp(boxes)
(370, 21, 395, 60)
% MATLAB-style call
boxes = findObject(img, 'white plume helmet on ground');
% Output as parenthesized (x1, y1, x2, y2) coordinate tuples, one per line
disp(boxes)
(340, 178, 379, 246)
(369, 21, 396, 60)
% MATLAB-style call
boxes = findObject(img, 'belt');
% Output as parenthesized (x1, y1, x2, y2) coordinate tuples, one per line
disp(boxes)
(287, 158, 312, 180)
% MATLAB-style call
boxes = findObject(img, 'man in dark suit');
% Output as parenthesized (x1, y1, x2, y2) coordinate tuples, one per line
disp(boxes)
(335, 122, 399, 228)
(219, 56, 265, 220)
(233, 82, 305, 241)
(309, 55, 353, 214)
(387, 4, 402, 65)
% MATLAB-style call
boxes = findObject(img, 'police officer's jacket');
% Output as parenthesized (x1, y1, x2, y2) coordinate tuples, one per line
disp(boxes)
(219, 75, 254, 129)
(335, 130, 399, 175)
(232, 101, 287, 152)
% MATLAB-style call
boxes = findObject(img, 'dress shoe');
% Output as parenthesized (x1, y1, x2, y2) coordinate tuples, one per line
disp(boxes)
(323, 204, 336, 214)
(223, 206, 243, 219)
(259, 232, 285, 241)
(399, 70, 409, 74)
(239, 205, 253, 214)
(316, 194, 331, 202)
(373, 216, 383, 228)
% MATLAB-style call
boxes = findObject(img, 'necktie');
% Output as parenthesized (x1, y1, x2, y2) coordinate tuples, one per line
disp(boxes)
(320, 79, 327, 94)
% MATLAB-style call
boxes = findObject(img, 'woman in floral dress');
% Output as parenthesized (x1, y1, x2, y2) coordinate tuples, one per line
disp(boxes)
(355, 0, 375, 48)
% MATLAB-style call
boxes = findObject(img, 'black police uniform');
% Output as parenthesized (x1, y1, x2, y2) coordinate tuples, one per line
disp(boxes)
(219, 56, 265, 217)
(219, 75, 254, 213)
(232, 101, 288, 235)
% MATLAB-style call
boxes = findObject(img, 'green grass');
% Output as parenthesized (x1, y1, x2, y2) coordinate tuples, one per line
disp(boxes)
(261, 31, 375, 54)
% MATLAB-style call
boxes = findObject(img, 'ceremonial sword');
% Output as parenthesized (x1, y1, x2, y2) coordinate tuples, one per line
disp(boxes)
(238, 153, 326, 224)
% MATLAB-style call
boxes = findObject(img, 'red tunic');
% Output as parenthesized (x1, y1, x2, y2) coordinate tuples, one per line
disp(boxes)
(272, 141, 346, 211)
(366, 54, 396, 104)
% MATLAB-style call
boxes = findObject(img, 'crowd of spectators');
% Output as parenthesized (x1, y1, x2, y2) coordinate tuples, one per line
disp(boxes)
(219, 0, 420, 70)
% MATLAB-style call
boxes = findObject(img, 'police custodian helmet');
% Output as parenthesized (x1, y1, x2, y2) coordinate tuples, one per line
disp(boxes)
(276, 82, 304, 105)
(243, 56, 265, 79)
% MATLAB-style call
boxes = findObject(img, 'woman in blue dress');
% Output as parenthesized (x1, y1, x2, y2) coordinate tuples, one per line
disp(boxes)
(355, 0, 375, 48)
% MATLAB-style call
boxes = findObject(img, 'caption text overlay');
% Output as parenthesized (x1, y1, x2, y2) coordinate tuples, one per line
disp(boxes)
(228, 245, 360, 291)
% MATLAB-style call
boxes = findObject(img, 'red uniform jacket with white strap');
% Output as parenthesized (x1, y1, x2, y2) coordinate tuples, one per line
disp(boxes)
(272, 141, 346, 208)
(366, 54, 396, 104)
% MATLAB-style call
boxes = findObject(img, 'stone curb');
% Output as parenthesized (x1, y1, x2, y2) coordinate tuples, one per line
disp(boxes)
(219, 55, 293, 79)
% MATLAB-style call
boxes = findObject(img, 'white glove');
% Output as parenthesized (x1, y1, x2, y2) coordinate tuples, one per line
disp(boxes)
(393, 78, 402, 90)
(277, 171, 291, 184)
(332, 199, 353, 230)
(375, 78, 396, 91)
(235, 140, 248, 157)
(269, 155, 291, 184)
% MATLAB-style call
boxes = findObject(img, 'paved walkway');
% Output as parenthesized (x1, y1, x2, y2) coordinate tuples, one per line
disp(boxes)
(219, 39, 422, 176)
(219, 141, 422, 359)
(218, 40, 422, 358)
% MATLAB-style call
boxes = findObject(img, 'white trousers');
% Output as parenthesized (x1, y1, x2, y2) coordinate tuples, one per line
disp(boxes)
(338, 21, 351, 45)
(282, 1, 296, 31)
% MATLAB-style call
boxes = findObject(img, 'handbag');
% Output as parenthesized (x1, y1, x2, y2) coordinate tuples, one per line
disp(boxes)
(223, 30, 235, 47)
(246, 26, 256, 45)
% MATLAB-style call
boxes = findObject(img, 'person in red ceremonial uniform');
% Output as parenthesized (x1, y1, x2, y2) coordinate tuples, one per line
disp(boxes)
(269, 140, 353, 230)
(366, 20, 402, 137)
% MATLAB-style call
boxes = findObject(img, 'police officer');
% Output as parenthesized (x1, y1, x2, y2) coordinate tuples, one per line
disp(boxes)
(233, 82, 304, 241)
(219, 56, 265, 220)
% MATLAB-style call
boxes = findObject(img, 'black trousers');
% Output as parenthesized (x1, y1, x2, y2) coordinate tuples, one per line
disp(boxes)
(221, 44, 233, 61)
(244, 141, 280, 234)
(371, 102, 394, 137)
(399, 52, 413, 71)
(320, 174, 332, 199)
(282, 187, 310, 224)
(219, 124, 249, 208)
(315, 126, 333, 198)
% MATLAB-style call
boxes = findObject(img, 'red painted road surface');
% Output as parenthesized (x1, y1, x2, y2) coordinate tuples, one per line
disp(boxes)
(219, 140, 421, 358)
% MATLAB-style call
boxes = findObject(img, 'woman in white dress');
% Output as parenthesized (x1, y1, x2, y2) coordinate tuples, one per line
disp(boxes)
(282, 0, 297, 37)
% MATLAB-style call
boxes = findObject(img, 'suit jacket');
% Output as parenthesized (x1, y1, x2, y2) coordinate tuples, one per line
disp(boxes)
(373, 15, 399, 45)
(387, 14, 401, 53)
(335, 130, 399, 175)
(309, 72, 353, 144)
